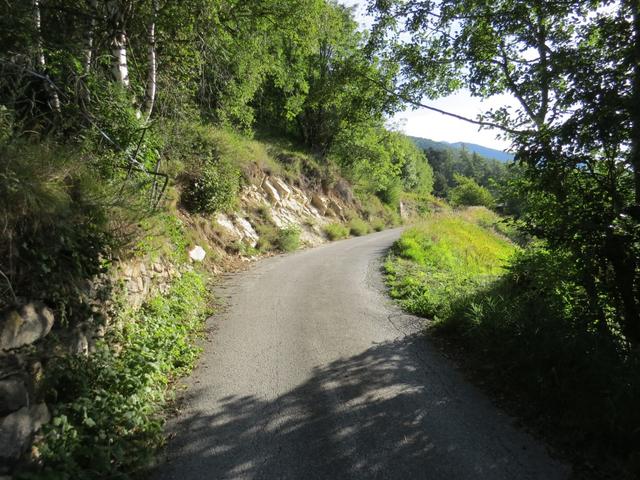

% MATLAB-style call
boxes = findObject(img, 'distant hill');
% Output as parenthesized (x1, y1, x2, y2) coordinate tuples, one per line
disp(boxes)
(409, 136, 514, 163)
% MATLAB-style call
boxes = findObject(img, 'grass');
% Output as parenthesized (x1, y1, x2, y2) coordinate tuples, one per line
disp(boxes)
(385, 208, 516, 320)
(385, 207, 640, 478)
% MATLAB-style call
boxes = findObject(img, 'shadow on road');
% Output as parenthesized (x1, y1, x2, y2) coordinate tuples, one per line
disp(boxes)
(157, 334, 565, 480)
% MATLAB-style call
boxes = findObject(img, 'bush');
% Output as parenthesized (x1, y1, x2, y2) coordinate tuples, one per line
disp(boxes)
(323, 222, 350, 240)
(371, 218, 386, 232)
(275, 226, 300, 252)
(448, 174, 495, 208)
(31, 271, 210, 478)
(348, 218, 370, 236)
(182, 157, 240, 214)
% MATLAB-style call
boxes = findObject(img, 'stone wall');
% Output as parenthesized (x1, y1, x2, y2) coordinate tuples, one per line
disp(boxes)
(0, 256, 184, 476)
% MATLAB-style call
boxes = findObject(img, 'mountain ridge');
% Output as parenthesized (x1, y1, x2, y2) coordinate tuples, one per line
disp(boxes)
(409, 136, 514, 163)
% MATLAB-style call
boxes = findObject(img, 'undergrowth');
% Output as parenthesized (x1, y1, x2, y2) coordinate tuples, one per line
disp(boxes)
(385, 208, 640, 477)
(23, 271, 211, 479)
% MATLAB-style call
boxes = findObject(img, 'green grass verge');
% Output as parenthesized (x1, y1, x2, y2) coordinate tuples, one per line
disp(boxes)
(385, 208, 516, 320)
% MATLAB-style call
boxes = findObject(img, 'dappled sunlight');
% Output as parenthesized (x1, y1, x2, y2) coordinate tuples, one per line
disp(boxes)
(156, 334, 564, 480)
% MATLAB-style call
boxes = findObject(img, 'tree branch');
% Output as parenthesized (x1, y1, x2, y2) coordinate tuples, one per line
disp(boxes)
(366, 76, 527, 136)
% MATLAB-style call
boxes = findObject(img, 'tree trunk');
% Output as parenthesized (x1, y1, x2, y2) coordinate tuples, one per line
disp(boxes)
(33, 0, 61, 112)
(83, 0, 97, 75)
(143, 0, 158, 120)
(111, 31, 130, 87)
(108, 1, 130, 87)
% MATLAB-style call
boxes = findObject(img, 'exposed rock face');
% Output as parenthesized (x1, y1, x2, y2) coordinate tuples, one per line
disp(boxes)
(311, 193, 328, 215)
(220, 176, 359, 248)
(0, 403, 50, 465)
(0, 303, 54, 352)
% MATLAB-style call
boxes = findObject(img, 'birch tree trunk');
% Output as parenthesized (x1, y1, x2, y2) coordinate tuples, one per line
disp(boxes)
(33, 0, 61, 111)
(143, 0, 158, 120)
(108, 1, 130, 87)
(83, 0, 98, 75)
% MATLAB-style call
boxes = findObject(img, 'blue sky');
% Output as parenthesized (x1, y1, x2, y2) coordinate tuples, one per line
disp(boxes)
(340, 0, 514, 151)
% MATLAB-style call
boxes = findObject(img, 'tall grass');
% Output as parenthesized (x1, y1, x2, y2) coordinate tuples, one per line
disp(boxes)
(385, 209, 516, 320)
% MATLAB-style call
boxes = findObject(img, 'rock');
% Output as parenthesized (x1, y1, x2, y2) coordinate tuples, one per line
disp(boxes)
(234, 217, 259, 247)
(188, 245, 206, 262)
(262, 179, 281, 204)
(215, 213, 241, 240)
(72, 329, 89, 356)
(0, 303, 54, 351)
(0, 404, 50, 463)
(271, 177, 292, 200)
(152, 262, 164, 273)
(0, 377, 28, 415)
(328, 198, 344, 219)
(311, 194, 328, 215)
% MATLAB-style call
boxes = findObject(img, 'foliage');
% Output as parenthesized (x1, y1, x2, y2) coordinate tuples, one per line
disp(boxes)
(421, 146, 506, 197)
(448, 174, 495, 208)
(27, 271, 210, 479)
(275, 226, 301, 252)
(181, 157, 240, 215)
(331, 123, 433, 205)
(370, 0, 640, 346)
(385, 210, 515, 320)
(323, 222, 350, 241)
(348, 218, 370, 236)
(0, 140, 145, 316)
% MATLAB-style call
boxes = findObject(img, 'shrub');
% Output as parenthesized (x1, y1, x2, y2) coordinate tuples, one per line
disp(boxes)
(448, 174, 495, 208)
(323, 222, 350, 240)
(31, 271, 210, 478)
(348, 218, 369, 236)
(182, 157, 240, 214)
(275, 226, 300, 252)
(371, 218, 386, 232)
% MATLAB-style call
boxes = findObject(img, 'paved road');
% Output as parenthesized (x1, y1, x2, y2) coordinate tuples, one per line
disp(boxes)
(156, 229, 570, 480)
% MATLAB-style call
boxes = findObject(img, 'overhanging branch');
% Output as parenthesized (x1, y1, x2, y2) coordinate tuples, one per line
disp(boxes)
(367, 76, 527, 136)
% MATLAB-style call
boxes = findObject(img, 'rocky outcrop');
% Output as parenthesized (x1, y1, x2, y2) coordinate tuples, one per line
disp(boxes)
(0, 403, 50, 468)
(0, 303, 54, 352)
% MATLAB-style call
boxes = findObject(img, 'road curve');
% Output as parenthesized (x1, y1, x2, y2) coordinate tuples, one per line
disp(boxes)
(156, 229, 570, 480)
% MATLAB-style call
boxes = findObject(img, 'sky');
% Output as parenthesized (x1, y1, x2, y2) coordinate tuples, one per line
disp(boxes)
(340, 0, 514, 151)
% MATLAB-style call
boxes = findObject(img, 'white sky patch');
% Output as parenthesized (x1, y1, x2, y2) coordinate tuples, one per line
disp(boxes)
(340, 0, 516, 151)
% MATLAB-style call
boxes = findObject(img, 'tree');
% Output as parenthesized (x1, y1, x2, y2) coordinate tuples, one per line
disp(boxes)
(369, 0, 640, 344)
(448, 174, 494, 208)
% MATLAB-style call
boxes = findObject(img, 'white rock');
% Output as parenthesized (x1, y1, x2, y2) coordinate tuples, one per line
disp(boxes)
(235, 217, 259, 247)
(262, 179, 281, 204)
(271, 177, 292, 200)
(188, 245, 206, 262)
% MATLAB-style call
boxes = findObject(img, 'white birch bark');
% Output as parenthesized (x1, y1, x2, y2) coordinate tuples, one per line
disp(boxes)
(83, 0, 98, 75)
(111, 31, 130, 87)
(143, 0, 158, 120)
(33, 0, 61, 111)
(108, 1, 130, 87)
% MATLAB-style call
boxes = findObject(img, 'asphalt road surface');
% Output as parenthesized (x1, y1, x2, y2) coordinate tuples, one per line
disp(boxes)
(156, 228, 570, 480)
